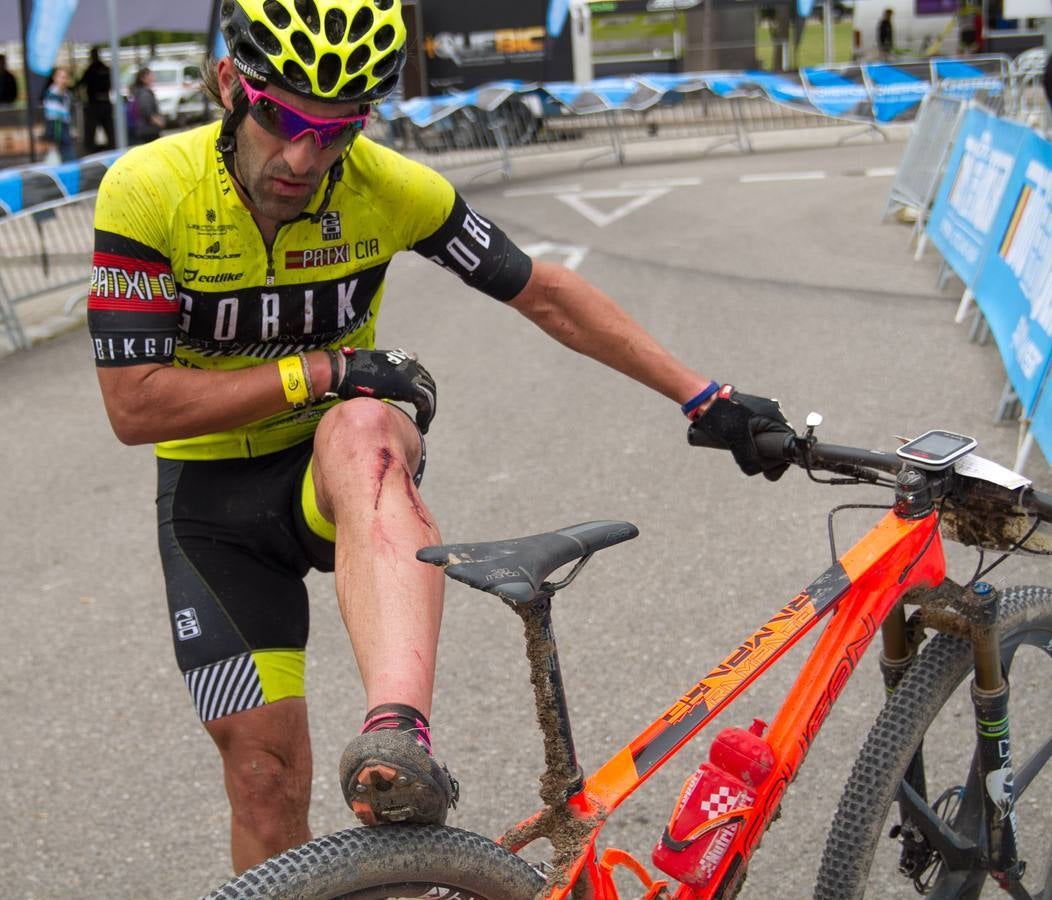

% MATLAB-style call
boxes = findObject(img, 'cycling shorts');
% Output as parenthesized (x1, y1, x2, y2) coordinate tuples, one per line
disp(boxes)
(157, 421, 426, 723)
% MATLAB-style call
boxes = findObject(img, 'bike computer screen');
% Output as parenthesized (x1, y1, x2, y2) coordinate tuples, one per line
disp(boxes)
(895, 429, 977, 470)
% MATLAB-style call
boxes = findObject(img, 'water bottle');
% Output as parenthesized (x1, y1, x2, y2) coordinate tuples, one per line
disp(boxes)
(651, 719, 775, 887)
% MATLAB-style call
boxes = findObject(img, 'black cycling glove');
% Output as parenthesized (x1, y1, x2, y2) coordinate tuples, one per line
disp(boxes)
(326, 347, 437, 435)
(687, 385, 793, 481)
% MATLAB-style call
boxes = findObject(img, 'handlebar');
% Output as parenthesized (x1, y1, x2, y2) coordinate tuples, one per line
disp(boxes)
(751, 430, 1052, 524)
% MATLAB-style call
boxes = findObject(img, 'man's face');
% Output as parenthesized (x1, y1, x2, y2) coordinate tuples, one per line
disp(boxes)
(219, 59, 356, 226)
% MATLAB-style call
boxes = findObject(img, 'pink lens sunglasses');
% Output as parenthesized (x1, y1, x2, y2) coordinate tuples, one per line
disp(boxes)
(239, 75, 370, 149)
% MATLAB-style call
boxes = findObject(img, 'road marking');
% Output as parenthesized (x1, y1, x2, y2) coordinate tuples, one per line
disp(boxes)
(556, 187, 671, 227)
(739, 171, 828, 183)
(863, 166, 898, 177)
(618, 177, 703, 189)
(521, 242, 591, 271)
(504, 184, 583, 197)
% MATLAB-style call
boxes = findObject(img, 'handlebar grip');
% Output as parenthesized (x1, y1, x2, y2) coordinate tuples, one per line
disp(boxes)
(754, 430, 794, 463)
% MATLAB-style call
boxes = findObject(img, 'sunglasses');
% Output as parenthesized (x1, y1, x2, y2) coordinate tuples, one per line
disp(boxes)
(239, 75, 370, 149)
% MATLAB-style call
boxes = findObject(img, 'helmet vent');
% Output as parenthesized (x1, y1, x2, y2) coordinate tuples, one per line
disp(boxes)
(249, 21, 283, 56)
(373, 24, 395, 51)
(293, 0, 320, 34)
(372, 49, 399, 78)
(349, 6, 374, 41)
(316, 53, 342, 92)
(324, 8, 347, 43)
(339, 74, 368, 99)
(373, 0, 395, 9)
(282, 59, 311, 91)
(290, 31, 316, 64)
(346, 44, 371, 74)
(375, 73, 398, 96)
(239, 42, 271, 72)
(261, 0, 291, 30)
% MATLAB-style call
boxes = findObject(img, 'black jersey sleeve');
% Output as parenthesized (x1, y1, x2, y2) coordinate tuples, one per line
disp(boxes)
(410, 192, 533, 302)
(88, 229, 181, 366)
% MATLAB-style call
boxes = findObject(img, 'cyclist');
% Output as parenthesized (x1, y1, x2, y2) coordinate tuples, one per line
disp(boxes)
(86, 0, 790, 874)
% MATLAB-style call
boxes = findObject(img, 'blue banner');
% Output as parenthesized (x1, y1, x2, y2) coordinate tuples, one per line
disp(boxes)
(26, 0, 79, 75)
(927, 107, 1028, 290)
(1029, 369, 1052, 463)
(378, 58, 1008, 128)
(546, 0, 571, 38)
(971, 127, 1052, 415)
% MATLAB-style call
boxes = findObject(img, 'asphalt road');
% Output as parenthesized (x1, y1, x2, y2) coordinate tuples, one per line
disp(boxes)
(2, 134, 1050, 899)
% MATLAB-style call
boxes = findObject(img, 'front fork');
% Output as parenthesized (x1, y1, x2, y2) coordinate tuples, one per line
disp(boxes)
(880, 583, 1023, 885)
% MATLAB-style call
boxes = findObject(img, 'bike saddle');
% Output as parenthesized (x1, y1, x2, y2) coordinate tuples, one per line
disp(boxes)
(417, 520, 639, 605)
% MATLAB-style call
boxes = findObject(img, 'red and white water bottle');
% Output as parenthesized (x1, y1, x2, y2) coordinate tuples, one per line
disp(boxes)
(651, 719, 775, 888)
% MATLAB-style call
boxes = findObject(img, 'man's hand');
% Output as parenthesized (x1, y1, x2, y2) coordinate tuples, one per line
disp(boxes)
(327, 348, 437, 434)
(687, 385, 793, 481)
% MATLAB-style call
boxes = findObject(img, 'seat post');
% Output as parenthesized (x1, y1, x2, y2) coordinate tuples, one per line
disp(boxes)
(514, 593, 584, 806)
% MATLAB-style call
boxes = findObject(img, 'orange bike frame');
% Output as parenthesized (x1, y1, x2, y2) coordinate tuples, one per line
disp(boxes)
(502, 508, 948, 899)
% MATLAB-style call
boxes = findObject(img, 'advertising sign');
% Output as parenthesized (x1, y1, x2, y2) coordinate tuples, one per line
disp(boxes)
(927, 107, 1029, 290)
(915, 0, 958, 14)
(421, 0, 573, 93)
(971, 128, 1052, 414)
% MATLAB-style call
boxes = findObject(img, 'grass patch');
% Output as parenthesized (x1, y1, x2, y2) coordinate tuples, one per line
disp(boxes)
(755, 19, 855, 69)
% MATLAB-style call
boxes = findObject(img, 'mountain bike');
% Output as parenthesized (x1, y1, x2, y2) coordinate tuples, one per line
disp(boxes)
(204, 412, 1052, 899)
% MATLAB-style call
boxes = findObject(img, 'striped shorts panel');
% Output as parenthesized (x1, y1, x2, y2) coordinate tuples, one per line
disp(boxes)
(186, 652, 265, 722)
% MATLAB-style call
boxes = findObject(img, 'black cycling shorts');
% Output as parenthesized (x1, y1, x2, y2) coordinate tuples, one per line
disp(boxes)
(157, 425, 425, 723)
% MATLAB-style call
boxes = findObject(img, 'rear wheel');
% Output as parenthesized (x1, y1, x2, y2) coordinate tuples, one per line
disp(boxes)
(203, 824, 545, 900)
(815, 585, 1052, 898)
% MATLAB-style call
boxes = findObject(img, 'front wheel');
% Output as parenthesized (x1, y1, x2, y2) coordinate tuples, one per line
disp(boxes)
(815, 585, 1052, 898)
(203, 824, 546, 900)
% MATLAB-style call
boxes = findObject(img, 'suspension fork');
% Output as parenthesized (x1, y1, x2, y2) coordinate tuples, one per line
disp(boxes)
(968, 582, 1023, 885)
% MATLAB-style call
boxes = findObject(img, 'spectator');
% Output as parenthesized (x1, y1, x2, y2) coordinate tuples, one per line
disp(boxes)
(76, 47, 115, 153)
(877, 8, 895, 61)
(130, 67, 164, 143)
(42, 67, 76, 162)
(0, 55, 17, 104)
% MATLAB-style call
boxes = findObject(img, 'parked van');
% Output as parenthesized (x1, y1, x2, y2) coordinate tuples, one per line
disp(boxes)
(852, 0, 960, 61)
(144, 60, 211, 127)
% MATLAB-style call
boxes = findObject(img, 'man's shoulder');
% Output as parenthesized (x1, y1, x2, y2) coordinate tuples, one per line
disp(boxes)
(342, 137, 451, 207)
(102, 124, 221, 202)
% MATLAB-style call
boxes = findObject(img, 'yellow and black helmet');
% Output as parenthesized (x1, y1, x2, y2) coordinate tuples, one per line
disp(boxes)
(220, 0, 406, 103)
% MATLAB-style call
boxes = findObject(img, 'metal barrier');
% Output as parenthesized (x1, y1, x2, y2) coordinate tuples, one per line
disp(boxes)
(1004, 47, 1050, 134)
(372, 92, 859, 180)
(880, 91, 968, 254)
(0, 192, 96, 352)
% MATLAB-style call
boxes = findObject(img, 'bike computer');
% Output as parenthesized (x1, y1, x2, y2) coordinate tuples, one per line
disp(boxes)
(895, 429, 978, 470)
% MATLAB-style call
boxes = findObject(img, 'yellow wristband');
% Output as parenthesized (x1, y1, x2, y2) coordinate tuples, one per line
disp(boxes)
(278, 355, 310, 409)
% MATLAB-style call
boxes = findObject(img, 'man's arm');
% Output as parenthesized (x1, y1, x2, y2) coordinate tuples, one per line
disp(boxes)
(96, 354, 333, 446)
(507, 259, 714, 407)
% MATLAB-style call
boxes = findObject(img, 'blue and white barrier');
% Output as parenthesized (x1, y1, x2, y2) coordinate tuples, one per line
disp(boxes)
(926, 105, 1052, 467)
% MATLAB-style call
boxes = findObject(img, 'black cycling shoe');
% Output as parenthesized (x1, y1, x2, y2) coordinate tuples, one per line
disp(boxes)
(339, 730, 459, 826)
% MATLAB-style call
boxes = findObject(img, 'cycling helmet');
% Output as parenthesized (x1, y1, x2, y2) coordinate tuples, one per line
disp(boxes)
(220, 0, 406, 103)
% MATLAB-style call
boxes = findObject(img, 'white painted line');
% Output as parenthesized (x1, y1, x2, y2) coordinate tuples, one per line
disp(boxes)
(556, 187, 671, 228)
(503, 184, 583, 197)
(739, 171, 828, 183)
(521, 242, 591, 271)
(619, 177, 702, 189)
(864, 167, 898, 178)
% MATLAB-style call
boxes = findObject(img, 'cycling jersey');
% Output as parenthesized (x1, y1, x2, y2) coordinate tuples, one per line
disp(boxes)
(87, 121, 532, 460)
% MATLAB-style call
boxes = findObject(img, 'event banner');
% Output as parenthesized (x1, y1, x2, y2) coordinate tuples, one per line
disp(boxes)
(1029, 372, 1052, 461)
(927, 104, 1052, 461)
(970, 127, 1052, 417)
(927, 107, 1029, 290)
(381, 57, 1008, 128)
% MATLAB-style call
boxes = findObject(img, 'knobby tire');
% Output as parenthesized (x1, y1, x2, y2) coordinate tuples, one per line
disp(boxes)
(814, 585, 1052, 899)
(203, 824, 545, 900)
